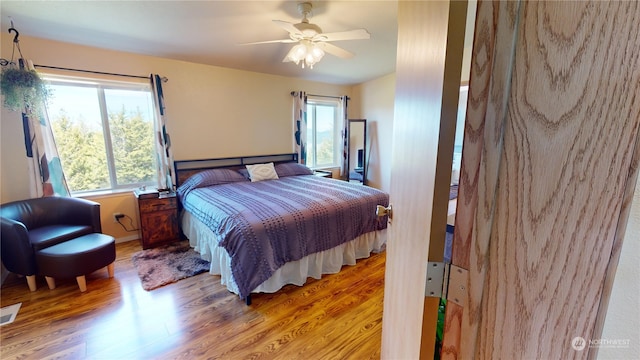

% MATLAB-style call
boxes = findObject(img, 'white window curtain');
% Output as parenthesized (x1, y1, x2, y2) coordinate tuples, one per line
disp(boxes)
(21, 59, 70, 197)
(150, 74, 176, 191)
(292, 91, 307, 164)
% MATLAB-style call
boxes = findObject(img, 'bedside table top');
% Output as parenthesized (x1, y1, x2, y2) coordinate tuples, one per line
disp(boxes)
(134, 188, 176, 199)
(314, 170, 332, 178)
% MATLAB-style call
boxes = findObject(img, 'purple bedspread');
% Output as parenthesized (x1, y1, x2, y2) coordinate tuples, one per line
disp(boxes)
(179, 175, 389, 298)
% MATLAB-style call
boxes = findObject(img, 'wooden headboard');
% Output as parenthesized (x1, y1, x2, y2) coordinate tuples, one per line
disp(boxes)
(173, 153, 298, 188)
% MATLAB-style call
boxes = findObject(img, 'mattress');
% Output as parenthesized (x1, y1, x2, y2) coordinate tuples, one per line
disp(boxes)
(178, 174, 389, 298)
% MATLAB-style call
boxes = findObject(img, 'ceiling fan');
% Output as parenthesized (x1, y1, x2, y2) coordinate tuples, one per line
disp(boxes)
(241, 2, 371, 69)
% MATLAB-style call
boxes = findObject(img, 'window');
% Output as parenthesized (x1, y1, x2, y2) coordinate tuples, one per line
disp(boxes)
(305, 97, 342, 168)
(44, 75, 157, 194)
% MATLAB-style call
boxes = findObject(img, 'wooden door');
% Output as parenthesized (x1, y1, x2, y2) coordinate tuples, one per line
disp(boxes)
(380, 1, 467, 358)
(441, 1, 640, 359)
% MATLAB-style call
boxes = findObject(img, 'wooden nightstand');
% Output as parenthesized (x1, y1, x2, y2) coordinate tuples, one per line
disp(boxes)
(134, 190, 179, 249)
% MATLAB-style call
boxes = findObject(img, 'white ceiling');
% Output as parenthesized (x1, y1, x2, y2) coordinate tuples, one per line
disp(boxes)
(0, 1, 399, 85)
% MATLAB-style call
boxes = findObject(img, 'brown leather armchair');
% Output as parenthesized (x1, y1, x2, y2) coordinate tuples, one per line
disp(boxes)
(1, 197, 104, 291)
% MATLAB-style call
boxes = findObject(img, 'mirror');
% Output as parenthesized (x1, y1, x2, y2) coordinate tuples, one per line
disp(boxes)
(347, 119, 367, 185)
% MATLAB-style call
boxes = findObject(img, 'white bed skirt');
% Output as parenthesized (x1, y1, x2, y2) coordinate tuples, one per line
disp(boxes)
(181, 211, 388, 295)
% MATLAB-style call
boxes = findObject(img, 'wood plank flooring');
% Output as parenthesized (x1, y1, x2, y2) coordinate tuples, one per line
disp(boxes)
(0, 240, 385, 359)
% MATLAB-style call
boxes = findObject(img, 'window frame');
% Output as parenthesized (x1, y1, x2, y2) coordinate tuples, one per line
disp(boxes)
(43, 74, 158, 195)
(305, 96, 342, 169)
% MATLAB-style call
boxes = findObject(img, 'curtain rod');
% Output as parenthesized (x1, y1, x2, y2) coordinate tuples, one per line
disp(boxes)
(34, 64, 155, 80)
(290, 91, 350, 100)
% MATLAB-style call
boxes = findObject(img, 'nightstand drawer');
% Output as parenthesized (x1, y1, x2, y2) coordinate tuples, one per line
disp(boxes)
(138, 197, 177, 213)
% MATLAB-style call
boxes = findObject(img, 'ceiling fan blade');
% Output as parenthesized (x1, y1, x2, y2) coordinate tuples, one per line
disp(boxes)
(273, 20, 303, 36)
(239, 39, 298, 45)
(316, 29, 370, 42)
(319, 42, 355, 59)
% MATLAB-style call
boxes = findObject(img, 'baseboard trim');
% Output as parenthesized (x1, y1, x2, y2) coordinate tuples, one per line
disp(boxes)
(115, 234, 139, 244)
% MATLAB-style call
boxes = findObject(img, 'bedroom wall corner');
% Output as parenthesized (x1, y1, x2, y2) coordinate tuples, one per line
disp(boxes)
(352, 73, 396, 193)
(81, 192, 142, 244)
(0, 92, 32, 204)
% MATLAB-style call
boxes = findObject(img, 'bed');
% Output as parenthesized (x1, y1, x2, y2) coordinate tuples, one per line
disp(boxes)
(174, 154, 389, 303)
(446, 154, 461, 262)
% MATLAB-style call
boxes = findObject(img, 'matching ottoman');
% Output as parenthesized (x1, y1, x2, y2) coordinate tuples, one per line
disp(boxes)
(36, 233, 116, 292)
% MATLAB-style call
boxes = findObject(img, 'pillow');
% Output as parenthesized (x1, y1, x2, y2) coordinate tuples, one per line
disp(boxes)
(274, 163, 314, 177)
(237, 168, 250, 179)
(451, 168, 460, 185)
(177, 168, 248, 198)
(451, 152, 462, 185)
(246, 162, 279, 182)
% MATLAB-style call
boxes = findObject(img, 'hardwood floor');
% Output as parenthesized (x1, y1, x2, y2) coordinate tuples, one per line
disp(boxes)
(0, 240, 385, 359)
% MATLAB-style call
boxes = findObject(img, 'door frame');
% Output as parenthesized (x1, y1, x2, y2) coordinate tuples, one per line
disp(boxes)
(380, 1, 468, 358)
(441, 1, 640, 358)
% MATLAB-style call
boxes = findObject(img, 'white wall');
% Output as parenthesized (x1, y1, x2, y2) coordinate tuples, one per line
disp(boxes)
(599, 176, 640, 359)
(352, 73, 396, 192)
(0, 33, 353, 241)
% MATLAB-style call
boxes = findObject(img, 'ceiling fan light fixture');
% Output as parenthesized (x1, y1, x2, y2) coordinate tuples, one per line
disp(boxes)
(287, 43, 307, 63)
(255, 1, 366, 69)
(284, 40, 325, 69)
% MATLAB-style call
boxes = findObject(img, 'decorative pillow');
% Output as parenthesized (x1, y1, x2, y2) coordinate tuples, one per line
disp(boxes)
(274, 163, 314, 177)
(177, 168, 248, 198)
(246, 162, 279, 182)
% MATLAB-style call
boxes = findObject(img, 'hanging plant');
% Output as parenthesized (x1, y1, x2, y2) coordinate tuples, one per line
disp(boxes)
(0, 65, 49, 114)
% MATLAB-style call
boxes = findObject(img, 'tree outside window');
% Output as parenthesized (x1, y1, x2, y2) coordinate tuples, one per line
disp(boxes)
(305, 98, 341, 168)
(45, 77, 156, 194)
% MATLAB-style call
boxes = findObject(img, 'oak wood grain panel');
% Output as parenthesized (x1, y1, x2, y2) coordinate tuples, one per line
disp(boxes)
(476, 1, 640, 359)
(441, 301, 464, 360)
(447, 1, 522, 358)
(452, 0, 520, 269)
